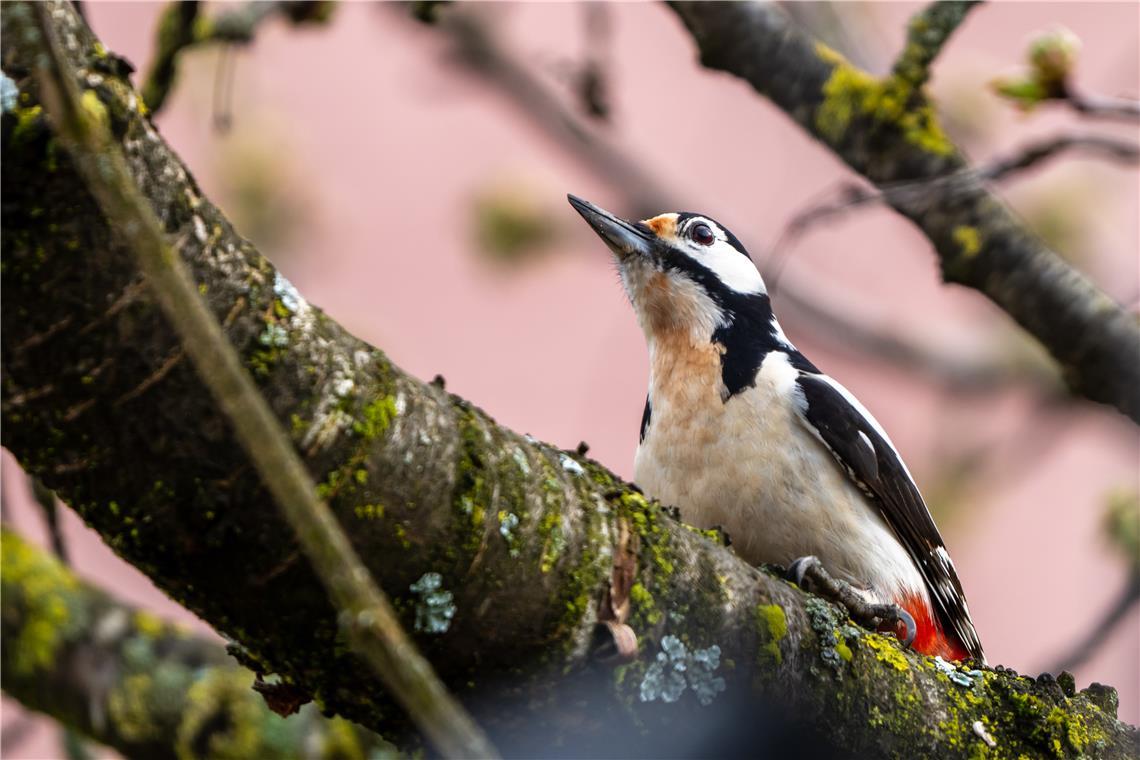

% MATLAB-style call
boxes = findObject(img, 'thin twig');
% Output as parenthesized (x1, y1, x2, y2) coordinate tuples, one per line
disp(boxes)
(1066, 91, 1140, 122)
(767, 133, 1140, 285)
(26, 4, 496, 756)
(1049, 572, 1140, 674)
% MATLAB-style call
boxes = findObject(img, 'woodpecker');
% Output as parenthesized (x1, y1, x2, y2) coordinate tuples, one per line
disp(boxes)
(568, 195, 984, 663)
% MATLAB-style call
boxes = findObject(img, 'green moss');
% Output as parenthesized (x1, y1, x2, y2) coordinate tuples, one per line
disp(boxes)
(834, 635, 853, 662)
(134, 609, 166, 639)
(176, 669, 276, 760)
(353, 503, 385, 520)
(629, 582, 662, 628)
(862, 632, 910, 672)
(754, 604, 787, 665)
(109, 673, 162, 742)
(353, 394, 396, 440)
(0, 530, 82, 675)
(953, 225, 982, 258)
(8, 104, 44, 148)
(319, 716, 366, 760)
(80, 89, 111, 132)
(814, 42, 953, 156)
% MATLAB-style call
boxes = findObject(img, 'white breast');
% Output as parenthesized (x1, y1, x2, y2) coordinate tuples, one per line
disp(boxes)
(635, 351, 926, 601)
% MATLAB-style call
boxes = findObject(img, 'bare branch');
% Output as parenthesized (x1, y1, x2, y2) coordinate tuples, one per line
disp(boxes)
(771, 133, 1140, 272)
(1067, 91, 1140, 121)
(1050, 572, 1140, 674)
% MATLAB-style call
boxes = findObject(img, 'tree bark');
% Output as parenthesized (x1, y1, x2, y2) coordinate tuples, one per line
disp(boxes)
(0, 530, 389, 760)
(1, 2, 1135, 757)
(670, 1, 1140, 424)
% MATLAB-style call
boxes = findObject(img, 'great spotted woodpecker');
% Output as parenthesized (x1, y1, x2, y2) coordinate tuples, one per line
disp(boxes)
(568, 195, 984, 663)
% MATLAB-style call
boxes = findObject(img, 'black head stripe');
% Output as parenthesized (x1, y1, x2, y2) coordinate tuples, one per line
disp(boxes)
(675, 212, 751, 259)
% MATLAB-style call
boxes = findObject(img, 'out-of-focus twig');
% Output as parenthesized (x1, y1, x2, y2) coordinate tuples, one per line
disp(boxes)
(141, 1, 333, 116)
(1065, 92, 1140, 121)
(1049, 489, 1140, 673)
(1049, 572, 1140, 674)
(1, 528, 393, 758)
(418, 6, 1064, 398)
(577, 4, 612, 121)
(767, 133, 1140, 285)
(992, 25, 1140, 122)
(28, 4, 496, 756)
(891, 0, 979, 90)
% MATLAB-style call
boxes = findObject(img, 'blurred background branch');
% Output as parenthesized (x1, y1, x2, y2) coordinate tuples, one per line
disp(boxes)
(0, 529, 392, 760)
(141, 0, 333, 115)
(769, 133, 1140, 285)
(992, 25, 1140, 121)
(1050, 490, 1140, 674)
(671, 1, 1140, 424)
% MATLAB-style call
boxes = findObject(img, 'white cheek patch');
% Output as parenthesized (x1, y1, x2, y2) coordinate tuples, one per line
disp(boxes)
(677, 218, 766, 296)
(693, 241, 766, 295)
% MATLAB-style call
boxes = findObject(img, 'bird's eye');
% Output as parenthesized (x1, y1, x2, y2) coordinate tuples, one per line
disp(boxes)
(690, 223, 715, 246)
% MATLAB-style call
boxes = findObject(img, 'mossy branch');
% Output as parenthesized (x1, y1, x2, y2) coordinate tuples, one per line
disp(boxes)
(141, 1, 333, 115)
(669, 2, 1140, 424)
(0, 529, 393, 760)
(892, 1, 980, 90)
(1, 2, 1136, 757)
(20, 2, 495, 757)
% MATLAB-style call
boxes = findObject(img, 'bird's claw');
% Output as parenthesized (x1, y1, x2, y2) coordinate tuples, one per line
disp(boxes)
(785, 554, 820, 589)
(866, 602, 917, 648)
(784, 554, 916, 649)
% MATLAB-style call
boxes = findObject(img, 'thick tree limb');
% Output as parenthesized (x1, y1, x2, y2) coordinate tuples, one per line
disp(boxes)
(670, 2, 1140, 424)
(1, 2, 1136, 757)
(26, 3, 495, 755)
(0, 530, 393, 760)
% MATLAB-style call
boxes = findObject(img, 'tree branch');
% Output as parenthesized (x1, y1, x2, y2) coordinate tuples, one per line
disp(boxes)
(891, 1, 980, 90)
(0, 529, 392, 760)
(772, 133, 1140, 267)
(141, 1, 333, 115)
(1, 2, 1136, 756)
(23, 2, 494, 756)
(669, 2, 1140, 424)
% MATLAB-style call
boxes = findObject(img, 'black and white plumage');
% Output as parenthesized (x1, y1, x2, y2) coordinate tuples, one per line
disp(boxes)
(569, 195, 983, 662)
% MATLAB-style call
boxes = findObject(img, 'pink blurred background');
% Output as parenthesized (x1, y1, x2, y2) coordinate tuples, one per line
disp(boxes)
(3, 3, 1137, 757)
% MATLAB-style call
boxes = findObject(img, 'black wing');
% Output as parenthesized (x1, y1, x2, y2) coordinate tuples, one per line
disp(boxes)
(794, 372, 984, 661)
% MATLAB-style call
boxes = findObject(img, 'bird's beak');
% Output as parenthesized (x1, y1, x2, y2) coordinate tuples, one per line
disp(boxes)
(567, 194, 654, 260)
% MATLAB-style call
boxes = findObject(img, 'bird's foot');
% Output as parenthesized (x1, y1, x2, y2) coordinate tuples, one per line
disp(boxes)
(785, 555, 916, 648)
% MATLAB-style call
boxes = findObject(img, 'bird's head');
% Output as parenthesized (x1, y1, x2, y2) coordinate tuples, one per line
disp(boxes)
(568, 195, 769, 345)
